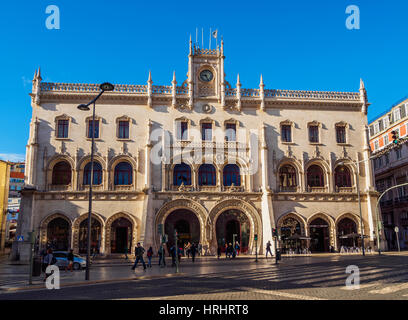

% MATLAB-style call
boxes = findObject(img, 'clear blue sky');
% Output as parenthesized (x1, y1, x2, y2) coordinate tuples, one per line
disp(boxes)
(1, 0, 407, 161)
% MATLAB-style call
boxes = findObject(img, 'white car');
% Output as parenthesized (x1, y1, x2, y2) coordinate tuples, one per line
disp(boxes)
(53, 251, 87, 270)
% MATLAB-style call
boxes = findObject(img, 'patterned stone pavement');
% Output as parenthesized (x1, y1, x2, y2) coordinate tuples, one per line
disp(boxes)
(1, 253, 408, 300)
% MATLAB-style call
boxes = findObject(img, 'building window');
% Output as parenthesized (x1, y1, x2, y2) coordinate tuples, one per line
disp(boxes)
(118, 121, 129, 139)
(279, 165, 297, 189)
(201, 123, 212, 141)
(309, 125, 319, 143)
(87, 120, 100, 139)
(335, 166, 351, 188)
(83, 162, 102, 185)
(177, 121, 188, 140)
(374, 140, 379, 150)
(378, 157, 383, 168)
(394, 108, 401, 122)
(114, 162, 132, 185)
(223, 164, 241, 186)
(395, 148, 402, 160)
(225, 123, 236, 142)
(385, 153, 390, 165)
(198, 164, 216, 186)
(336, 126, 346, 144)
(384, 134, 389, 145)
(281, 125, 292, 143)
(173, 163, 191, 186)
(52, 161, 72, 185)
(57, 120, 69, 138)
(307, 165, 324, 187)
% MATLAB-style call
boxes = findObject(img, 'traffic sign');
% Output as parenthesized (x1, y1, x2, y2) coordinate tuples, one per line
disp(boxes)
(394, 226, 399, 233)
(17, 235, 24, 242)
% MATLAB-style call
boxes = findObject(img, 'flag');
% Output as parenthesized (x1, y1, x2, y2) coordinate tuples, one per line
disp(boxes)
(212, 29, 218, 38)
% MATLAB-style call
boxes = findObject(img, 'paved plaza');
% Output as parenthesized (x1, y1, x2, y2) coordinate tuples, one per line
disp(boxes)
(0, 253, 408, 300)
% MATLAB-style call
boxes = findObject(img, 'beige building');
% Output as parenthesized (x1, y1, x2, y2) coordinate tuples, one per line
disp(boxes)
(369, 97, 408, 250)
(14, 39, 379, 260)
(0, 160, 10, 255)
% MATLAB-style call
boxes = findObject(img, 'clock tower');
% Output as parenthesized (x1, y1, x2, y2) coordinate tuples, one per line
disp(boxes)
(187, 36, 226, 107)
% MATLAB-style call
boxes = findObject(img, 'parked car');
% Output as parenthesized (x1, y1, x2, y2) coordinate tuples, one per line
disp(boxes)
(53, 251, 87, 270)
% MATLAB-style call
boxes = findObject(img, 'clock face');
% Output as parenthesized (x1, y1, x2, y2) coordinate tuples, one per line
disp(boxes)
(199, 70, 213, 82)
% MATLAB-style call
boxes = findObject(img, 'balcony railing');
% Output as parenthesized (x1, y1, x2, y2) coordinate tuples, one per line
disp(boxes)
(279, 186, 299, 193)
(306, 186, 328, 193)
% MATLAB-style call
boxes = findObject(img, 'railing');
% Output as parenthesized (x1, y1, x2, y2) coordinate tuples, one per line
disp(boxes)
(279, 186, 299, 193)
(173, 140, 248, 150)
(241, 88, 260, 97)
(152, 85, 172, 94)
(307, 186, 328, 193)
(222, 185, 245, 192)
(197, 185, 218, 192)
(47, 184, 71, 191)
(40, 82, 360, 102)
(41, 82, 148, 94)
(336, 187, 355, 193)
(264, 89, 360, 101)
(194, 48, 218, 55)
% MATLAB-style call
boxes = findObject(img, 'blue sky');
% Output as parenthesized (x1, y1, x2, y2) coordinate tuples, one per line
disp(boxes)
(1, 0, 407, 161)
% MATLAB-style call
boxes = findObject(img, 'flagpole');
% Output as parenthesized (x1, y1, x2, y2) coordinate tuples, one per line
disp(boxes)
(196, 28, 198, 46)
(209, 28, 212, 50)
(202, 28, 204, 49)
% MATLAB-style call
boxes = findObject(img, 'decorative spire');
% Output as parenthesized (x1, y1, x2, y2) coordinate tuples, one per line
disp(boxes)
(37, 67, 42, 80)
(236, 73, 241, 86)
(189, 34, 192, 55)
(360, 78, 365, 90)
(33, 69, 37, 80)
(260, 74, 264, 86)
(172, 70, 176, 84)
(148, 70, 152, 83)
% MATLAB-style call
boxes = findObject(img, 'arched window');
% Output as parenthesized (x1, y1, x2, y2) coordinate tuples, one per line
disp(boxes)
(52, 161, 72, 185)
(198, 164, 216, 186)
(83, 162, 103, 185)
(223, 164, 241, 186)
(307, 165, 324, 187)
(173, 163, 191, 186)
(279, 165, 297, 188)
(335, 166, 351, 188)
(114, 162, 133, 185)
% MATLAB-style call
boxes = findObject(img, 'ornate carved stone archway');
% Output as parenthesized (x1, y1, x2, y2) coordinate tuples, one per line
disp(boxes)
(208, 199, 262, 254)
(104, 212, 138, 255)
(277, 212, 307, 236)
(335, 212, 361, 232)
(72, 213, 105, 254)
(39, 213, 72, 249)
(154, 199, 208, 249)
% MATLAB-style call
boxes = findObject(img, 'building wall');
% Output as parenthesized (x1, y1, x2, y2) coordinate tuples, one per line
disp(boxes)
(14, 43, 379, 260)
(0, 160, 10, 254)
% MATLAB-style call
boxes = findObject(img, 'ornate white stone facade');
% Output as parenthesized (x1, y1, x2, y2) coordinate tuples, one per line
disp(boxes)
(14, 39, 379, 260)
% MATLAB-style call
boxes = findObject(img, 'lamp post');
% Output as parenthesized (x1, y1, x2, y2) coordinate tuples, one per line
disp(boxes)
(77, 82, 114, 281)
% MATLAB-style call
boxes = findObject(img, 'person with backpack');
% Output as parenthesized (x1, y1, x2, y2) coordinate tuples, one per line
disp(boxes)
(131, 243, 146, 271)
(146, 246, 153, 268)
(42, 248, 56, 281)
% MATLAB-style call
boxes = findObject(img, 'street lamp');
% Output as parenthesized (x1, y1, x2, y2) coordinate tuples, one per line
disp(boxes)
(77, 82, 114, 281)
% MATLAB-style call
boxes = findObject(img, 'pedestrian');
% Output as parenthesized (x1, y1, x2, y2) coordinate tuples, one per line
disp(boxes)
(131, 243, 146, 271)
(198, 243, 202, 256)
(217, 246, 221, 259)
(190, 243, 197, 262)
(158, 246, 166, 267)
(266, 240, 273, 258)
(234, 241, 240, 256)
(178, 246, 182, 263)
(42, 248, 56, 281)
(170, 245, 176, 267)
(227, 243, 233, 259)
(147, 246, 153, 268)
(65, 249, 74, 272)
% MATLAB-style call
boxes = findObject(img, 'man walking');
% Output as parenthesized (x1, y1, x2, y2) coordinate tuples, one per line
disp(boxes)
(190, 243, 197, 263)
(131, 243, 146, 271)
(65, 249, 74, 272)
(158, 246, 166, 267)
(266, 240, 273, 258)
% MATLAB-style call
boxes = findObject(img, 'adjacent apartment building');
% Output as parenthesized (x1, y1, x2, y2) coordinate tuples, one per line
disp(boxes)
(14, 39, 379, 261)
(0, 160, 11, 254)
(369, 97, 408, 250)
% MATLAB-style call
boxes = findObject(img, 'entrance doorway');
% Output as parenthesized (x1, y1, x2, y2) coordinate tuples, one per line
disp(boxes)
(111, 217, 132, 254)
(309, 218, 329, 252)
(337, 218, 357, 249)
(47, 217, 70, 251)
(79, 218, 102, 254)
(216, 210, 250, 253)
(164, 209, 200, 249)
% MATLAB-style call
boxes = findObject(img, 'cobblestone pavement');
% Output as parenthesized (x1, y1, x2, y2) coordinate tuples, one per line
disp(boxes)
(1, 253, 408, 300)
